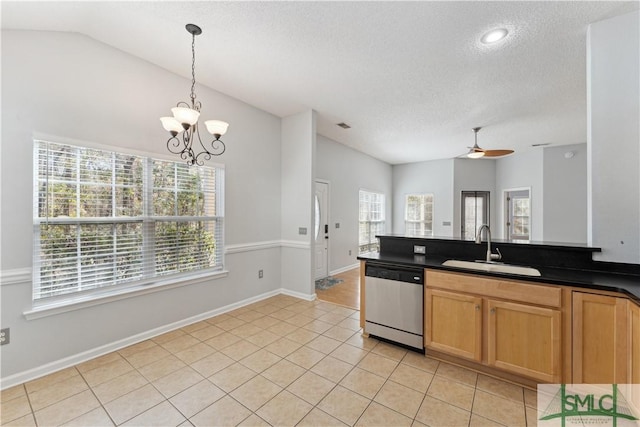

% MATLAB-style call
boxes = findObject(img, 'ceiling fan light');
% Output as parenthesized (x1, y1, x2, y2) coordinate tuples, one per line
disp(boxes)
(204, 120, 229, 137)
(481, 28, 508, 44)
(160, 117, 184, 134)
(171, 107, 200, 126)
(467, 150, 485, 159)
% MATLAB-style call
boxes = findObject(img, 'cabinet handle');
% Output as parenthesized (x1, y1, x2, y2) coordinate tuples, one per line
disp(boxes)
(490, 308, 496, 314)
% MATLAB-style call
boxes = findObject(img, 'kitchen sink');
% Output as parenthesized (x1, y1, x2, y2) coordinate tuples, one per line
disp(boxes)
(441, 260, 541, 277)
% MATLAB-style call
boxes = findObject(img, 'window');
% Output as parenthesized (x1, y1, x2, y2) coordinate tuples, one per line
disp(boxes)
(359, 190, 385, 254)
(405, 194, 434, 237)
(461, 191, 490, 240)
(33, 140, 224, 302)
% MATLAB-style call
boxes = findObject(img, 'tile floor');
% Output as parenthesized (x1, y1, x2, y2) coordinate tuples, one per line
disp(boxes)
(1, 295, 539, 426)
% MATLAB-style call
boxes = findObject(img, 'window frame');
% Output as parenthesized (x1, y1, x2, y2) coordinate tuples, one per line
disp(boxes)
(404, 193, 434, 237)
(32, 138, 226, 309)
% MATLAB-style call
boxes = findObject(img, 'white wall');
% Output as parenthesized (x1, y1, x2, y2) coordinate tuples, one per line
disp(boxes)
(315, 135, 392, 273)
(587, 10, 640, 263)
(453, 158, 497, 238)
(392, 159, 454, 237)
(280, 111, 316, 295)
(0, 30, 284, 382)
(543, 143, 588, 243)
(495, 150, 544, 241)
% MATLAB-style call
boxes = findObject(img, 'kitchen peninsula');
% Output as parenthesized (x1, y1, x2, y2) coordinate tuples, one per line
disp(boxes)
(358, 235, 640, 388)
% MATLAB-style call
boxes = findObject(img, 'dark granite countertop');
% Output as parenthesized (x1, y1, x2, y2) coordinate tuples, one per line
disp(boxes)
(358, 252, 640, 304)
(377, 234, 601, 252)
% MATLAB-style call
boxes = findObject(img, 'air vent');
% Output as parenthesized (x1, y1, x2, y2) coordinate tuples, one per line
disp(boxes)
(337, 122, 351, 129)
(532, 143, 551, 147)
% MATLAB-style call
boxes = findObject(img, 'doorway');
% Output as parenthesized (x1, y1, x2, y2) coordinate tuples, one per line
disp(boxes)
(504, 188, 531, 241)
(461, 191, 490, 240)
(314, 180, 329, 279)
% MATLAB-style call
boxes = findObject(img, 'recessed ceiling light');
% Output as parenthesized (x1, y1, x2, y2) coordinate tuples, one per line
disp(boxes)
(481, 28, 508, 44)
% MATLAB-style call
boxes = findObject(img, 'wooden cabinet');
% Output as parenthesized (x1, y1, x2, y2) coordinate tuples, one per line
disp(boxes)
(425, 288, 482, 361)
(572, 292, 629, 383)
(487, 299, 561, 383)
(632, 302, 640, 384)
(425, 270, 562, 383)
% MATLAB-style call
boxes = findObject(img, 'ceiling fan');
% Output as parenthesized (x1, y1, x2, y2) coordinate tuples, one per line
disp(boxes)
(466, 127, 514, 158)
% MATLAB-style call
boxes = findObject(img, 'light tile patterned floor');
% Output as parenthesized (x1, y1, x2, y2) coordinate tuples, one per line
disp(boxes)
(1, 295, 539, 426)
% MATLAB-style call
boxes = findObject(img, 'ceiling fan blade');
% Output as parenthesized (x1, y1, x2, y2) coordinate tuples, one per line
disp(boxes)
(483, 149, 514, 157)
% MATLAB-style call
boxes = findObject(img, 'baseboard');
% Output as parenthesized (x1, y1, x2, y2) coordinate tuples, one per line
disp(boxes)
(330, 263, 359, 276)
(0, 288, 293, 390)
(279, 288, 316, 301)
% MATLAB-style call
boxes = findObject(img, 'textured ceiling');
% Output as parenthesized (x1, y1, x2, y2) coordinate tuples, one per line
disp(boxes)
(2, 1, 638, 164)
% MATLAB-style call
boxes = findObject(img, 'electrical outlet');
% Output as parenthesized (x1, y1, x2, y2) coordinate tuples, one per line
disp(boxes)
(335, 223, 340, 229)
(258, 270, 264, 279)
(349, 250, 352, 256)
(0, 328, 10, 345)
(414, 245, 426, 254)
(298, 227, 307, 235)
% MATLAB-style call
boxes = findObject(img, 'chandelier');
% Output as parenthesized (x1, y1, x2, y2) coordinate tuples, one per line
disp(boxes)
(160, 24, 229, 166)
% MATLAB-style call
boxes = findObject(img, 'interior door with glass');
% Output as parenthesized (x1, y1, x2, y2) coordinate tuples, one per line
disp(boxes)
(505, 189, 530, 241)
(461, 191, 490, 240)
(314, 181, 329, 279)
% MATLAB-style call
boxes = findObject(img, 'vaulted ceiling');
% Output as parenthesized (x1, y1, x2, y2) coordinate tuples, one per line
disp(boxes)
(2, 1, 638, 164)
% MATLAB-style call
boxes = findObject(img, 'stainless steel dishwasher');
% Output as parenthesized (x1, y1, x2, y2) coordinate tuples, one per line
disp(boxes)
(364, 263, 424, 351)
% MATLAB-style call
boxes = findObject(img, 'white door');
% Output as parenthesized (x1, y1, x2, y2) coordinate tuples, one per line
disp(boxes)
(505, 189, 530, 241)
(315, 181, 329, 279)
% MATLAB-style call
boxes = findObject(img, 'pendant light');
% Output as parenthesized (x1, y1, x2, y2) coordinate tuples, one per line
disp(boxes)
(160, 24, 229, 166)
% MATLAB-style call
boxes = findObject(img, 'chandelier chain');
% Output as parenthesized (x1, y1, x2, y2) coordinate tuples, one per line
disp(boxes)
(190, 31, 196, 105)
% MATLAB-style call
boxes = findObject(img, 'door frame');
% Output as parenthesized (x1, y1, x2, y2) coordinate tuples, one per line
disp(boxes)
(314, 179, 330, 279)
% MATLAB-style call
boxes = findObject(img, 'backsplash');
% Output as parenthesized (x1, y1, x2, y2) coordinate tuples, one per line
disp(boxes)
(375, 235, 640, 274)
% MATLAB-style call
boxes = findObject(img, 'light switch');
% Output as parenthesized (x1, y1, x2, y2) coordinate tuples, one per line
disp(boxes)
(298, 227, 307, 235)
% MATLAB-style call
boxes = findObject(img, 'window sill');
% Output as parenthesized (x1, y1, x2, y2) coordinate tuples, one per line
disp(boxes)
(23, 270, 229, 320)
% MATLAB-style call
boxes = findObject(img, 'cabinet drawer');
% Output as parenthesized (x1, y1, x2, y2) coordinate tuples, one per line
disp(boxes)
(426, 270, 562, 308)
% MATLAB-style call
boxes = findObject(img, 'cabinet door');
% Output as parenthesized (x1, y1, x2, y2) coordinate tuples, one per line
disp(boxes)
(487, 299, 561, 383)
(573, 292, 629, 384)
(425, 289, 482, 361)
(631, 303, 640, 384)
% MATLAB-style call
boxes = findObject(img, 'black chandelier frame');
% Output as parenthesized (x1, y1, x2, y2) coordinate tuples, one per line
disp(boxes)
(165, 24, 226, 166)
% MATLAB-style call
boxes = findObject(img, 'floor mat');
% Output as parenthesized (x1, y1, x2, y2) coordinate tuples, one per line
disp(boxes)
(315, 276, 344, 290)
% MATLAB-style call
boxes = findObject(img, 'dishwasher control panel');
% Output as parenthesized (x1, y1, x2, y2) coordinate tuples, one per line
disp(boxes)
(365, 264, 424, 285)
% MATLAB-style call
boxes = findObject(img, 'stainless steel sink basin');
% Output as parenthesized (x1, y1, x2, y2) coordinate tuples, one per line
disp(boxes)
(442, 260, 541, 277)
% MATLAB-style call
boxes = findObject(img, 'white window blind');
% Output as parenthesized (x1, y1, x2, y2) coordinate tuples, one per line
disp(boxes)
(405, 194, 434, 237)
(33, 140, 224, 301)
(359, 190, 385, 254)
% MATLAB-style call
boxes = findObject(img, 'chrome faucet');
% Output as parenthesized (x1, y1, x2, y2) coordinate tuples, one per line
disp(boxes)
(475, 224, 502, 263)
